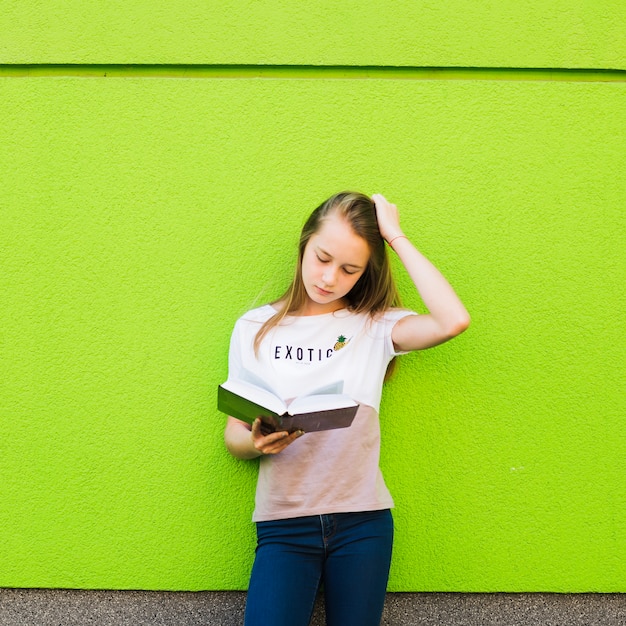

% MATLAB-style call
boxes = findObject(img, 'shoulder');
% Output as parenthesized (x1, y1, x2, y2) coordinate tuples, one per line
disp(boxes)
(229, 305, 276, 344)
(372, 307, 418, 326)
(236, 304, 277, 325)
(364, 308, 418, 346)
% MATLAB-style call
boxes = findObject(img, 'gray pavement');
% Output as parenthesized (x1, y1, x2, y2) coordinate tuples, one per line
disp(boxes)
(0, 589, 625, 626)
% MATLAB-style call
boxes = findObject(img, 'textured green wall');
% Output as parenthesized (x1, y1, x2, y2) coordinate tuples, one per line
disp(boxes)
(1, 2, 625, 593)
(1, 0, 625, 68)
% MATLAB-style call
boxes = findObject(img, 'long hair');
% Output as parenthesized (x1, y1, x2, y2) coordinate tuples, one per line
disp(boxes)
(254, 191, 402, 354)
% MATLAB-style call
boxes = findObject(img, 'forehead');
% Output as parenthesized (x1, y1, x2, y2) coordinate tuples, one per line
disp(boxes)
(309, 214, 370, 266)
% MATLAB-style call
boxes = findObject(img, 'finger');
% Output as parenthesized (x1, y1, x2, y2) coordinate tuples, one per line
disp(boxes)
(252, 417, 279, 437)
(265, 430, 290, 444)
(273, 430, 304, 450)
(255, 429, 289, 454)
(259, 430, 303, 455)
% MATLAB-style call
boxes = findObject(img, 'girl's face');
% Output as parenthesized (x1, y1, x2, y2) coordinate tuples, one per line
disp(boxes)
(300, 213, 370, 315)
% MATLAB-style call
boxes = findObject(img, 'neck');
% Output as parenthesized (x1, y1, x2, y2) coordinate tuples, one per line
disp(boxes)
(298, 298, 347, 316)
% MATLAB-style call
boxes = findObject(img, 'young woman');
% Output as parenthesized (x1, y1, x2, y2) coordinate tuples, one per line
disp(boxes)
(224, 191, 470, 626)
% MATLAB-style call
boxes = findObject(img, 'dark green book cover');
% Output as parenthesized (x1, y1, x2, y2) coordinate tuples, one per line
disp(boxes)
(217, 383, 358, 433)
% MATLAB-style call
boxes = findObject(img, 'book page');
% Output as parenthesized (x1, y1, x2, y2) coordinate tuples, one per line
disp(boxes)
(220, 379, 287, 416)
(238, 368, 280, 396)
(306, 380, 344, 396)
(288, 393, 356, 415)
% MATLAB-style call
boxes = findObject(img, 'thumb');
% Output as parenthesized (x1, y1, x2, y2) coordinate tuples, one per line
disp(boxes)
(251, 417, 262, 438)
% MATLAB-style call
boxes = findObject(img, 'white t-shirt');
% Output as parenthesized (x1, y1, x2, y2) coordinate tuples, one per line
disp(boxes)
(227, 304, 416, 522)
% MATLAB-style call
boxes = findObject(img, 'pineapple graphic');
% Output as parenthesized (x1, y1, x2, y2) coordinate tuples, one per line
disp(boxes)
(333, 334, 350, 351)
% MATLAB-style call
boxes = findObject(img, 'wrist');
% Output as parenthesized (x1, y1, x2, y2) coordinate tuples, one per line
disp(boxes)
(250, 433, 264, 458)
(387, 233, 408, 247)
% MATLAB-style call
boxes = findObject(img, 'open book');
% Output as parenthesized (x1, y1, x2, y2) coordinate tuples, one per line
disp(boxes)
(218, 371, 359, 434)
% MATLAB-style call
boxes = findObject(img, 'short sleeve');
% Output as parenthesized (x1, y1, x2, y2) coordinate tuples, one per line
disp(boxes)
(227, 319, 244, 381)
(382, 308, 418, 357)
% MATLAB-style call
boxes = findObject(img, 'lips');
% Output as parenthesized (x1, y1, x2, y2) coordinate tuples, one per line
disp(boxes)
(314, 286, 332, 296)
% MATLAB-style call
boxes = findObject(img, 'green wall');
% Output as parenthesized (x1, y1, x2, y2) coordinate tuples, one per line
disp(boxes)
(2, 0, 625, 68)
(1, 3, 624, 592)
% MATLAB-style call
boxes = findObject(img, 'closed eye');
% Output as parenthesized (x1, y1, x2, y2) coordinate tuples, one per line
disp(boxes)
(315, 249, 362, 274)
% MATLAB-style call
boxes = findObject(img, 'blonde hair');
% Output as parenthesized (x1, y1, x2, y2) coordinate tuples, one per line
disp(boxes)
(254, 191, 402, 355)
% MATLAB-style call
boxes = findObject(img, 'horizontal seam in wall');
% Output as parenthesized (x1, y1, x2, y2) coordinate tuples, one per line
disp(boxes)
(0, 64, 625, 82)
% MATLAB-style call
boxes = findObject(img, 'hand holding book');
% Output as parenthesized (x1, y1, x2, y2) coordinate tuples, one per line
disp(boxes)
(218, 374, 359, 434)
(250, 417, 304, 455)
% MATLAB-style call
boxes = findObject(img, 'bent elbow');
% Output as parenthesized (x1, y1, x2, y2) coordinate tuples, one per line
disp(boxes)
(447, 312, 471, 338)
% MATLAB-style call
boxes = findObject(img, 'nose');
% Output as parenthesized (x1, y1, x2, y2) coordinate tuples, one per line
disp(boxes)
(322, 266, 337, 286)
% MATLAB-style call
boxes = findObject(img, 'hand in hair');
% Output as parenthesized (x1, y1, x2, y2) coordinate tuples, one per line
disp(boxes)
(371, 194, 404, 243)
(370, 194, 470, 351)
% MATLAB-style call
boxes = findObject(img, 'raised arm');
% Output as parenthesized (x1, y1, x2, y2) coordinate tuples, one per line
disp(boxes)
(372, 194, 470, 352)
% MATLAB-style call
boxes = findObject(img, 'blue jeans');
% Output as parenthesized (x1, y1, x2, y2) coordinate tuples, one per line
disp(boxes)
(244, 509, 393, 626)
